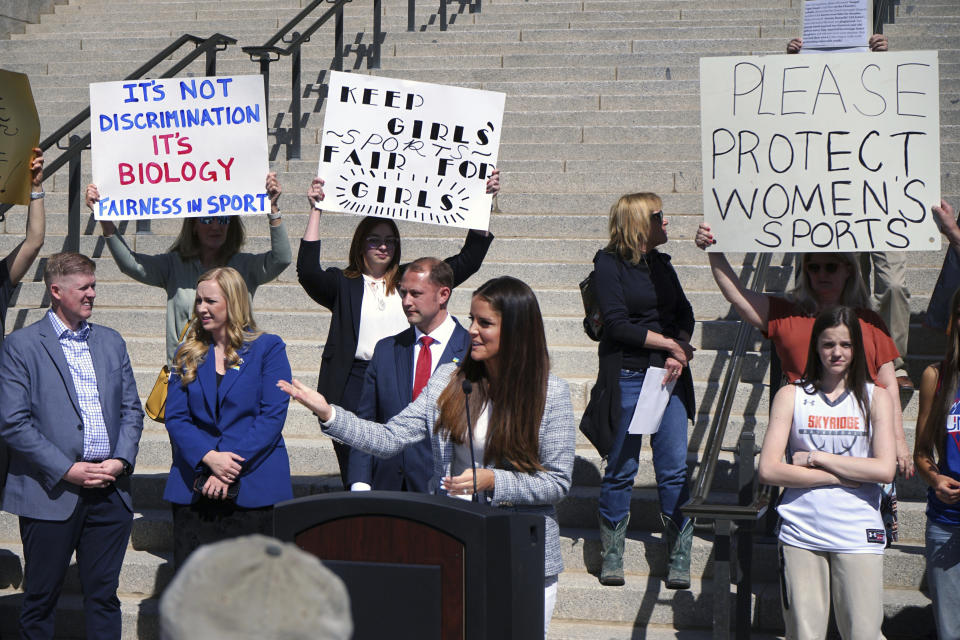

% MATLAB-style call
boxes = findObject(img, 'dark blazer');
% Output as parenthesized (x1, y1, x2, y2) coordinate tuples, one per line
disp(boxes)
(0, 315, 143, 520)
(580, 249, 696, 457)
(348, 319, 470, 491)
(163, 333, 293, 509)
(296, 230, 493, 406)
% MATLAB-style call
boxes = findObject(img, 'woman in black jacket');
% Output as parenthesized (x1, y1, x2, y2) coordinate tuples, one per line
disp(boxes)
(296, 172, 499, 487)
(581, 192, 696, 589)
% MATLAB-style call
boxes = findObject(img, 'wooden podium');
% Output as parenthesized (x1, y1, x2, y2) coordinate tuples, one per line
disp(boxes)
(273, 492, 544, 640)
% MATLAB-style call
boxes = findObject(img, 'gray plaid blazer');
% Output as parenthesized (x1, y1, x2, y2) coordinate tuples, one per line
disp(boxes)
(324, 362, 576, 576)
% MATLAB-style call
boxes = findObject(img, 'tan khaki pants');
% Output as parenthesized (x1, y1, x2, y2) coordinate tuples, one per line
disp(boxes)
(780, 543, 885, 640)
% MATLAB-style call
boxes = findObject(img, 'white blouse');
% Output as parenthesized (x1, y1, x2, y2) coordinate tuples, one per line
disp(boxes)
(452, 402, 489, 501)
(355, 274, 408, 360)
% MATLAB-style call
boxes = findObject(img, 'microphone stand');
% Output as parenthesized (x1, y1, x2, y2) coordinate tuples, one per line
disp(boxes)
(461, 379, 479, 502)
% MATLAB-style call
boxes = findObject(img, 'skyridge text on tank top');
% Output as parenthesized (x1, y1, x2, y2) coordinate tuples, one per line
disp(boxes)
(801, 415, 863, 435)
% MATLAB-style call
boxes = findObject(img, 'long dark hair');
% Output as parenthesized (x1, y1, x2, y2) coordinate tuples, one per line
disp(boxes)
(918, 288, 960, 463)
(343, 216, 402, 295)
(799, 306, 872, 430)
(436, 277, 550, 473)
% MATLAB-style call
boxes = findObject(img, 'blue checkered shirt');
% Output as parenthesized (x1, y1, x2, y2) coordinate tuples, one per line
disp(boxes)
(48, 311, 111, 461)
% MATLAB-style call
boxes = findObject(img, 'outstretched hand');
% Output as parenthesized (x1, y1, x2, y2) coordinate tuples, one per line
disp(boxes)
(278, 378, 333, 422)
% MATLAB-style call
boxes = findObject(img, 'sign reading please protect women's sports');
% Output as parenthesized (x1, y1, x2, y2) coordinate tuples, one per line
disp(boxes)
(700, 50, 941, 253)
(90, 75, 268, 220)
(318, 71, 505, 231)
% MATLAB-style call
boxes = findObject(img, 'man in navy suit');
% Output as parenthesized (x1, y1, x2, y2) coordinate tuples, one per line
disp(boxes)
(349, 257, 469, 492)
(0, 252, 143, 640)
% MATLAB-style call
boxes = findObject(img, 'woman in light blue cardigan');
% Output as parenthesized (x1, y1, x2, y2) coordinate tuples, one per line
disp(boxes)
(280, 276, 575, 637)
(85, 173, 291, 363)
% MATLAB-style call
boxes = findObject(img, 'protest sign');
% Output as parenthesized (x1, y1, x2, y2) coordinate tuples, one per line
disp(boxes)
(90, 75, 268, 220)
(319, 71, 505, 231)
(0, 70, 41, 206)
(802, 0, 871, 50)
(699, 50, 941, 253)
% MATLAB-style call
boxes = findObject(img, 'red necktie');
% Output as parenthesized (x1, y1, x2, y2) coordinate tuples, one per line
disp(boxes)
(412, 336, 435, 400)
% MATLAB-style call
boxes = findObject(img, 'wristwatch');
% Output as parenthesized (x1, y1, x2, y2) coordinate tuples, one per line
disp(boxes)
(30, 191, 45, 200)
(267, 210, 282, 221)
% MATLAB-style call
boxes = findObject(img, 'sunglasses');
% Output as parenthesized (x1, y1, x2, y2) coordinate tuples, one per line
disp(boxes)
(805, 262, 842, 274)
(365, 236, 399, 249)
(198, 216, 232, 225)
(651, 210, 663, 223)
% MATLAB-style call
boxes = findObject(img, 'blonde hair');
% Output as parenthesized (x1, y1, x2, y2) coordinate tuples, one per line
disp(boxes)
(788, 252, 872, 315)
(604, 193, 663, 264)
(168, 217, 246, 264)
(173, 267, 262, 385)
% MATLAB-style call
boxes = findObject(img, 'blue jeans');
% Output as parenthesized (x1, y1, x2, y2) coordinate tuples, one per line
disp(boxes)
(926, 519, 960, 640)
(598, 368, 690, 526)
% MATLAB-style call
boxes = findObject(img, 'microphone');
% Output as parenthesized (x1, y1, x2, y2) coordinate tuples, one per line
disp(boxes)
(461, 379, 479, 502)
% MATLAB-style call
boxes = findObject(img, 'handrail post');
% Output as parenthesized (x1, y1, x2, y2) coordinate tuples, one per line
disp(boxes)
(372, 0, 382, 69)
(66, 135, 81, 253)
(205, 43, 217, 76)
(441, 0, 447, 31)
(290, 37, 302, 161)
(408, 0, 415, 32)
(258, 53, 272, 123)
(472, 0, 481, 14)
(334, 3, 344, 72)
(713, 520, 732, 640)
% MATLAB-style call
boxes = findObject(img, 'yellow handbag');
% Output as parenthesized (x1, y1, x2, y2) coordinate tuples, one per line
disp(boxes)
(144, 324, 189, 423)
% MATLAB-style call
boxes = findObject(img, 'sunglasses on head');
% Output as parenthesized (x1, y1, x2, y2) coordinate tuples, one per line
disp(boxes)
(805, 262, 842, 274)
(198, 216, 231, 225)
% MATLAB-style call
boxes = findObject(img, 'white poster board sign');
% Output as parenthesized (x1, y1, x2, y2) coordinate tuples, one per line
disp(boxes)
(90, 75, 268, 220)
(802, 0, 871, 50)
(319, 71, 505, 231)
(699, 51, 941, 253)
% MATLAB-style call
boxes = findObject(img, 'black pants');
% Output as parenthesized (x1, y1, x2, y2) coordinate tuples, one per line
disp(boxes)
(19, 488, 132, 640)
(171, 499, 273, 571)
(332, 358, 369, 488)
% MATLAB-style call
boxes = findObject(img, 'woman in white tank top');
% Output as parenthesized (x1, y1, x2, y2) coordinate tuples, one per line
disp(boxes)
(758, 306, 896, 640)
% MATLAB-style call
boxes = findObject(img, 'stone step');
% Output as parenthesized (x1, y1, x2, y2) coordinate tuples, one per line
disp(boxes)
(0, 590, 158, 640)
(552, 571, 933, 637)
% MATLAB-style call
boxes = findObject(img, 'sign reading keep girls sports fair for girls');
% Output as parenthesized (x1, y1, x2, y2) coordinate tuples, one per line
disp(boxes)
(90, 75, 268, 220)
(318, 71, 505, 232)
(699, 50, 941, 253)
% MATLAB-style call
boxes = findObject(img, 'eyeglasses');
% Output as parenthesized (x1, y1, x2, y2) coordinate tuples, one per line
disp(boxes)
(651, 210, 663, 223)
(198, 216, 231, 226)
(805, 262, 842, 274)
(365, 236, 399, 249)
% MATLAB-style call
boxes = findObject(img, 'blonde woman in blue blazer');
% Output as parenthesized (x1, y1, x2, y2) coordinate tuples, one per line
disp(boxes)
(164, 267, 292, 569)
(281, 276, 576, 637)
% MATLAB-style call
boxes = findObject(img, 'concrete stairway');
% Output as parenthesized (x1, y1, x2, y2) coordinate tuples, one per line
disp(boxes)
(0, 0, 956, 637)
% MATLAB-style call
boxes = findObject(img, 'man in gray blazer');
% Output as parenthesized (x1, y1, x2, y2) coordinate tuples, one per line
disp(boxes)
(0, 252, 143, 640)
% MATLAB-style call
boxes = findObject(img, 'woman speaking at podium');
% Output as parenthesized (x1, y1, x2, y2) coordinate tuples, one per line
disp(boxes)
(279, 276, 575, 636)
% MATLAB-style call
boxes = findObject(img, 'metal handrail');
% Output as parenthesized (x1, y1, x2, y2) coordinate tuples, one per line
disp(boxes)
(680, 252, 772, 640)
(0, 33, 237, 249)
(688, 252, 771, 505)
(242, 0, 383, 160)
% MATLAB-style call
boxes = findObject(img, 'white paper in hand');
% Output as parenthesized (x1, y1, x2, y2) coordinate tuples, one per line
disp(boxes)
(627, 366, 676, 435)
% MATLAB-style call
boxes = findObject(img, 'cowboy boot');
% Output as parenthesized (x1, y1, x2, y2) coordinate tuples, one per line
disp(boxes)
(662, 513, 693, 590)
(598, 514, 630, 586)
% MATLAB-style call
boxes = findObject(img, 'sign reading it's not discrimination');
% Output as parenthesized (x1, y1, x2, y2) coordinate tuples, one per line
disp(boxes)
(700, 50, 941, 253)
(319, 71, 506, 231)
(90, 75, 268, 220)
